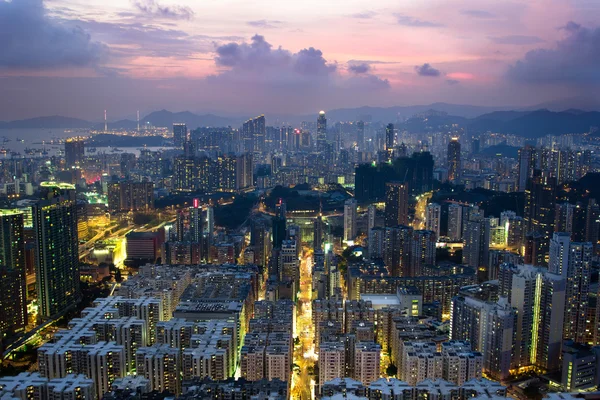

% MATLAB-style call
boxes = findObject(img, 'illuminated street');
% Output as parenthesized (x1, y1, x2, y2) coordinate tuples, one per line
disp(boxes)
(291, 250, 316, 400)
(412, 191, 432, 230)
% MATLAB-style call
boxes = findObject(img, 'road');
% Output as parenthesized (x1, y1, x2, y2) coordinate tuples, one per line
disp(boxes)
(291, 251, 316, 400)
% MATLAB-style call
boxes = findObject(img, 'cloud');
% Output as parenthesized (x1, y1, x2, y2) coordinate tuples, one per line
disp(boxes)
(247, 20, 283, 29)
(507, 22, 600, 84)
(395, 14, 443, 28)
(348, 63, 370, 74)
(215, 35, 336, 76)
(490, 35, 545, 45)
(133, 0, 194, 20)
(0, 0, 107, 69)
(461, 9, 495, 18)
(415, 63, 441, 77)
(350, 11, 377, 19)
(211, 35, 388, 94)
(446, 79, 460, 85)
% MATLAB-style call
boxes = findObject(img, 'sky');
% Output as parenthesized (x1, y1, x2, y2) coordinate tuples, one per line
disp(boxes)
(1, 0, 600, 120)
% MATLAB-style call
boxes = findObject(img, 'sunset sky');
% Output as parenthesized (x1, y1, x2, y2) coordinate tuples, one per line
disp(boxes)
(1, 0, 599, 120)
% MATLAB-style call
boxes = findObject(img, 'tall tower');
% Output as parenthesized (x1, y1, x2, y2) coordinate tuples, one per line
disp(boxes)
(524, 170, 557, 257)
(137, 110, 140, 132)
(64, 137, 85, 169)
(0, 210, 26, 337)
(317, 111, 327, 152)
(34, 183, 80, 319)
(425, 203, 442, 238)
(189, 199, 202, 243)
(448, 137, 461, 183)
(104, 110, 107, 132)
(518, 145, 536, 192)
(173, 123, 187, 148)
(384, 181, 409, 227)
(356, 120, 365, 151)
(343, 198, 357, 242)
(385, 123, 395, 152)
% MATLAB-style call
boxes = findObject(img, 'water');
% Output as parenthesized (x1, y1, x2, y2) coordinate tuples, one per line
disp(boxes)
(0, 129, 174, 158)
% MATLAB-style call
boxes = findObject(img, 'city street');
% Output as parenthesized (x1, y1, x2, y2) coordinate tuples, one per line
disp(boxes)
(291, 251, 316, 400)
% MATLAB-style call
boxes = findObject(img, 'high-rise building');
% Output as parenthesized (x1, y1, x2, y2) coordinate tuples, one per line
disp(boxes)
(447, 203, 463, 241)
(356, 121, 365, 151)
(34, 183, 80, 319)
(410, 230, 436, 276)
(554, 203, 575, 234)
(384, 182, 409, 227)
(524, 170, 557, 260)
(385, 123, 395, 152)
(518, 146, 536, 192)
(173, 123, 187, 148)
(319, 341, 346, 392)
(448, 137, 461, 183)
(499, 264, 566, 371)
(462, 213, 490, 278)
(425, 203, 441, 238)
(450, 296, 516, 380)
(64, 137, 85, 169)
(0, 209, 26, 337)
(367, 205, 376, 232)
(190, 199, 202, 243)
(549, 232, 592, 343)
(108, 181, 154, 212)
(354, 342, 380, 385)
(136, 344, 181, 395)
(317, 111, 327, 152)
(384, 225, 413, 277)
(344, 199, 357, 242)
(314, 215, 324, 252)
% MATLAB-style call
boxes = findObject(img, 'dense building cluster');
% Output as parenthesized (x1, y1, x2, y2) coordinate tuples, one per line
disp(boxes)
(0, 110, 600, 400)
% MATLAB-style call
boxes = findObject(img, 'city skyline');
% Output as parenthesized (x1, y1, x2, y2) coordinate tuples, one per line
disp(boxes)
(1, 0, 600, 119)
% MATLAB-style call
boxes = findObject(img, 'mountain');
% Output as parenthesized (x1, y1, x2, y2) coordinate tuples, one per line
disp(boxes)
(467, 109, 600, 137)
(140, 110, 242, 129)
(0, 116, 93, 129)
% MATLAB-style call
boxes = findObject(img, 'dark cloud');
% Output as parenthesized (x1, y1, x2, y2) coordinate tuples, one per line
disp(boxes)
(133, 0, 194, 20)
(446, 79, 460, 85)
(415, 63, 441, 77)
(348, 63, 370, 74)
(395, 14, 443, 28)
(508, 22, 600, 84)
(490, 35, 544, 45)
(0, 0, 107, 69)
(461, 9, 495, 18)
(247, 20, 283, 29)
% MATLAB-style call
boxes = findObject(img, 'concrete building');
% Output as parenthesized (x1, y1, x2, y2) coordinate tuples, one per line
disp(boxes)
(426, 203, 442, 239)
(344, 199, 358, 242)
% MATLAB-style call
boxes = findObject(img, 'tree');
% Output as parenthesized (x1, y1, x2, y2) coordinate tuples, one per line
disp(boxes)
(386, 364, 398, 377)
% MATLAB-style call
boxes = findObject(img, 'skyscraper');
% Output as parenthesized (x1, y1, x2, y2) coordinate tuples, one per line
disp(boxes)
(317, 111, 327, 152)
(344, 199, 357, 242)
(189, 199, 202, 243)
(448, 137, 461, 183)
(34, 183, 80, 319)
(518, 145, 536, 192)
(173, 123, 187, 148)
(314, 215, 324, 252)
(549, 232, 592, 343)
(367, 205, 376, 232)
(356, 121, 365, 151)
(524, 170, 557, 259)
(384, 182, 409, 227)
(447, 203, 463, 241)
(384, 225, 412, 277)
(0, 209, 26, 337)
(64, 137, 85, 169)
(425, 203, 441, 238)
(410, 230, 436, 276)
(385, 123, 394, 152)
